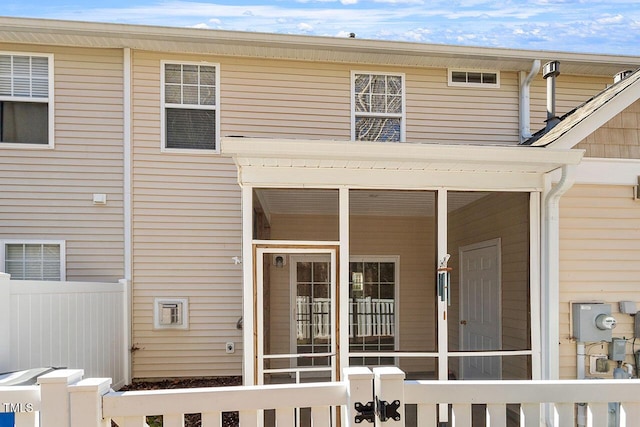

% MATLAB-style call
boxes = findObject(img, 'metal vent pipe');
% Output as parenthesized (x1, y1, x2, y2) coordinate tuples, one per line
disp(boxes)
(543, 61, 560, 131)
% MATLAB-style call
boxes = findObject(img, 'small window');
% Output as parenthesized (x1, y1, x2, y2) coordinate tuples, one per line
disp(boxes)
(0, 53, 53, 146)
(2, 241, 65, 280)
(352, 72, 405, 142)
(161, 61, 219, 152)
(448, 69, 500, 88)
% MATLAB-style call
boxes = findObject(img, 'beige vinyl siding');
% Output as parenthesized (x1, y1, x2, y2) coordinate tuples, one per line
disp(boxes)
(224, 59, 522, 145)
(559, 184, 640, 379)
(131, 51, 242, 379)
(0, 43, 124, 282)
(576, 100, 640, 159)
(408, 70, 520, 145)
(448, 192, 530, 380)
(160, 54, 524, 145)
(529, 74, 611, 134)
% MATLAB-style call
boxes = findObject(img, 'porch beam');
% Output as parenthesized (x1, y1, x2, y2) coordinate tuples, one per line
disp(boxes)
(237, 166, 548, 191)
(223, 137, 583, 168)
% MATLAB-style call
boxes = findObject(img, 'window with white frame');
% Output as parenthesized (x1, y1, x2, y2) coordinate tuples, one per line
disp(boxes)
(448, 69, 500, 88)
(348, 258, 397, 366)
(2, 241, 65, 280)
(162, 61, 219, 152)
(352, 72, 405, 142)
(0, 53, 53, 146)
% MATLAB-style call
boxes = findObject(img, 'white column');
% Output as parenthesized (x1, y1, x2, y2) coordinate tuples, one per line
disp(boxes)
(339, 187, 350, 380)
(530, 192, 542, 380)
(437, 190, 449, 424)
(241, 185, 255, 385)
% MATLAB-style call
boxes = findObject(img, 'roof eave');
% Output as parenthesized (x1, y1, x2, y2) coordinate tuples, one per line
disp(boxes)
(1, 16, 639, 74)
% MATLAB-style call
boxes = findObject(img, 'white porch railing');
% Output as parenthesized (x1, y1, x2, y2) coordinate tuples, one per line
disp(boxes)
(2, 367, 640, 426)
(0, 273, 127, 389)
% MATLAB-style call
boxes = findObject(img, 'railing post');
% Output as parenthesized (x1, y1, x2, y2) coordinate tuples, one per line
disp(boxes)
(344, 367, 374, 427)
(68, 378, 112, 427)
(38, 369, 84, 427)
(373, 367, 405, 427)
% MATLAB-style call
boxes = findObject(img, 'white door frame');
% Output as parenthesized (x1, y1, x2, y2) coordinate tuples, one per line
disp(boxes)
(458, 238, 502, 379)
(255, 245, 338, 385)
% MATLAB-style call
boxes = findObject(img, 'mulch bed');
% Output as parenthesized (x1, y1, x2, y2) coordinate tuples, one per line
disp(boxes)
(115, 376, 242, 427)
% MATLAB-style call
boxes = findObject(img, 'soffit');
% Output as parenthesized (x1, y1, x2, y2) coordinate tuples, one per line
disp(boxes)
(1, 17, 639, 76)
(222, 137, 584, 191)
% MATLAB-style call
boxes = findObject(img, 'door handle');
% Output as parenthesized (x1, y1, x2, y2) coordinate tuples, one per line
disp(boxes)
(460, 320, 467, 325)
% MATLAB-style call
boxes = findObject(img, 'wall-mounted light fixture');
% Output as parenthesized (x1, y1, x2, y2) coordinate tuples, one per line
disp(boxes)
(274, 254, 286, 268)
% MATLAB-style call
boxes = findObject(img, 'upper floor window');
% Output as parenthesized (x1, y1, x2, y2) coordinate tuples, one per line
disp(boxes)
(161, 61, 219, 152)
(0, 53, 53, 147)
(2, 241, 65, 281)
(352, 72, 405, 142)
(448, 69, 500, 88)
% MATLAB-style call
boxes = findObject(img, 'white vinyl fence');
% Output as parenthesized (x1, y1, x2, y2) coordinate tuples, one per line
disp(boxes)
(3, 367, 640, 426)
(0, 273, 127, 389)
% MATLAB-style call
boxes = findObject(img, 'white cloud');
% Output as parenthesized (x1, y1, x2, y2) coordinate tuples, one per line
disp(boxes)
(7, 0, 638, 55)
(596, 14, 624, 25)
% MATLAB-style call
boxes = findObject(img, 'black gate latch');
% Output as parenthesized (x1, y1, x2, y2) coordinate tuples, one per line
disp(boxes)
(354, 401, 375, 423)
(354, 398, 401, 423)
(376, 397, 401, 422)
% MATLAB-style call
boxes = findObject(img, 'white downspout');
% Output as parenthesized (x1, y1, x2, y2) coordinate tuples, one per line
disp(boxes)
(123, 47, 133, 385)
(542, 164, 576, 426)
(520, 60, 541, 143)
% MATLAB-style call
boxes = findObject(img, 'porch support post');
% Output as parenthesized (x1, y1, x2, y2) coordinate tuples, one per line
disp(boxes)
(241, 185, 255, 385)
(339, 187, 350, 380)
(437, 190, 449, 424)
(530, 192, 542, 380)
(541, 164, 575, 385)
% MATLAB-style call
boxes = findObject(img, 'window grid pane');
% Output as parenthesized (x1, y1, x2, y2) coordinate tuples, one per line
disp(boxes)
(0, 54, 49, 98)
(4, 243, 60, 280)
(164, 63, 217, 150)
(349, 260, 395, 367)
(354, 73, 403, 142)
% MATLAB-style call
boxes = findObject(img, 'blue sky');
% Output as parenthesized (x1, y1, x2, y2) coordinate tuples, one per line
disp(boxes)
(1, 0, 639, 55)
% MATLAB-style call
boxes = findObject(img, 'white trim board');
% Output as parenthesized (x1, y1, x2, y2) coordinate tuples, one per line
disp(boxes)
(548, 157, 640, 185)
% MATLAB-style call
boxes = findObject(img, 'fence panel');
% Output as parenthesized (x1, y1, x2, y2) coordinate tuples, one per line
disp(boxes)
(0, 275, 127, 389)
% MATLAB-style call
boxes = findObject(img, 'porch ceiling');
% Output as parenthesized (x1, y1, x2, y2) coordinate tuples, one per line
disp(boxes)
(222, 137, 584, 191)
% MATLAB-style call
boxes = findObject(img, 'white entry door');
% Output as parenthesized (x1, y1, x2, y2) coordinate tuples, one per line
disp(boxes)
(459, 238, 502, 379)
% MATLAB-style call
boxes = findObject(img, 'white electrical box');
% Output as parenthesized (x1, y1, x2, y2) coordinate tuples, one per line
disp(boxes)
(154, 298, 189, 329)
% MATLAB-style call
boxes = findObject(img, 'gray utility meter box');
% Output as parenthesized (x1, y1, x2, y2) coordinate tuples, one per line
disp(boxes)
(572, 303, 615, 342)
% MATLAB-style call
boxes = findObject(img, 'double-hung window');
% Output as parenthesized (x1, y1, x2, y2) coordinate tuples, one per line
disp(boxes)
(162, 61, 219, 152)
(0, 53, 53, 147)
(2, 241, 65, 281)
(352, 72, 405, 142)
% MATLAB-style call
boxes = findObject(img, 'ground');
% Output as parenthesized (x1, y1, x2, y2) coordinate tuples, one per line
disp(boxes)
(117, 376, 242, 427)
